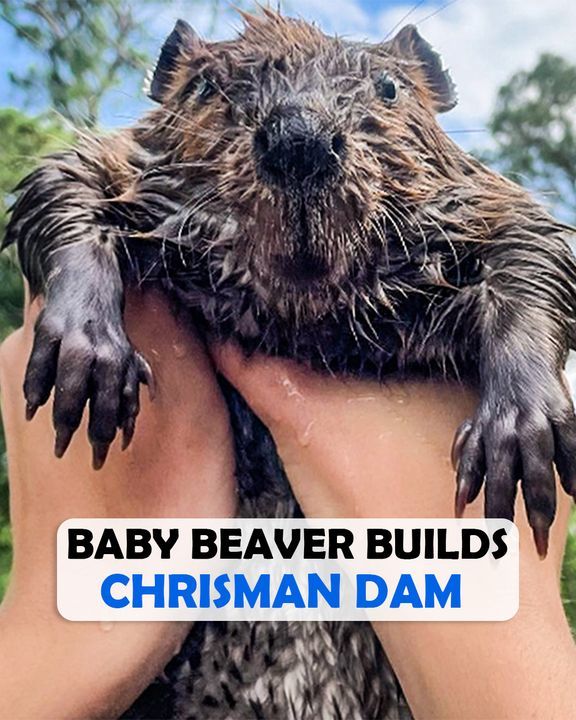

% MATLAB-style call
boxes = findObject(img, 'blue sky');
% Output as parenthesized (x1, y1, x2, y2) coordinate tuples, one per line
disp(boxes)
(2, 0, 576, 151)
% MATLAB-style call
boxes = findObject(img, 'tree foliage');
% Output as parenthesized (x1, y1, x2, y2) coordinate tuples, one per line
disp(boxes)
(0, 0, 148, 127)
(487, 53, 576, 221)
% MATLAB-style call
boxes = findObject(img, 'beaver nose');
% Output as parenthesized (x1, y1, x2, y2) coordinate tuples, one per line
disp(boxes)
(254, 106, 345, 188)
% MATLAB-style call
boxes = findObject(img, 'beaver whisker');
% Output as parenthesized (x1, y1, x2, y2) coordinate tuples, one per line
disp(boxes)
(382, 206, 410, 262)
(154, 107, 235, 146)
(369, 213, 391, 271)
(160, 107, 228, 136)
(156, 180, 233, 272)
(171, 185, 232, 258)
(348, 283, 386, 352)
(420, 207, 463, 284)
(381, 196, 424, 239)
(163, 120, 225, 144)
(380, 199, 430, 273)
(348, 214, 370, 251)
(366, 215, 389, 259)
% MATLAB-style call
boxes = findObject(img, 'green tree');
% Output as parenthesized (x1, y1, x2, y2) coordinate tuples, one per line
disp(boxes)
(487, 53, 576, 221)
(563, 513, 576, 634)
(0, 0, 148, 127)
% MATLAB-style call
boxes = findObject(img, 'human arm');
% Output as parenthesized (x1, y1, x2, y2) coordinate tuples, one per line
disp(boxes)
(215, 344, 576, 720)
(0, 290, 236, 720)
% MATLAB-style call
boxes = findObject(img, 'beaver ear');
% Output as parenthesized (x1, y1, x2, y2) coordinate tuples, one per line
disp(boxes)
(387, 25, 457, 113)
(147, 19, 201, 103)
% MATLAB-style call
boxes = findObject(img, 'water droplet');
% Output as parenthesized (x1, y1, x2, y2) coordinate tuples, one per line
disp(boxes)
(298, 420, 315, 447)
(395, 389, 411, 407)
(346, 395, 376, 404)
(172, 342, 187, 359)
(281, 377, 304, 400)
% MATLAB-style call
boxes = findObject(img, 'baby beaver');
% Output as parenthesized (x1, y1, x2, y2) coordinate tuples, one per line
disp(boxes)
(4, 10, 576, 719)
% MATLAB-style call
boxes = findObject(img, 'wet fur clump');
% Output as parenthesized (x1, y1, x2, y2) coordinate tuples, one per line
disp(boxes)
(5, 10, 576, 720)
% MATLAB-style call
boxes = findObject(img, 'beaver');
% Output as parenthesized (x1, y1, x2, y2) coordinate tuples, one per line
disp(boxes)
(4, 10, 576, 719)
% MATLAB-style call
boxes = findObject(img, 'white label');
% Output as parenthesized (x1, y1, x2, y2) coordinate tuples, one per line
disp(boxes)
(57, 518, 519, 622)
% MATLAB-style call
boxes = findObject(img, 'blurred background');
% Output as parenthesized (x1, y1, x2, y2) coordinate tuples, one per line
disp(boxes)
(0, 0, 575, 623)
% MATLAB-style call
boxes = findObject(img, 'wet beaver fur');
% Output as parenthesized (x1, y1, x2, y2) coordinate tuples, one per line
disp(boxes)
(5, 10, 576, 719)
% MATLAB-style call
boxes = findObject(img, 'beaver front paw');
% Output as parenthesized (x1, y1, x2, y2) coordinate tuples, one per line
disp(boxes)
(24, 305, 153, 469)
(452, 374, 576, 558)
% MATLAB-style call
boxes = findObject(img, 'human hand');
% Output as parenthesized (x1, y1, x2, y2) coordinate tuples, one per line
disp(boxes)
(215, 344, 576, 720)
(0, 289, 236, 719)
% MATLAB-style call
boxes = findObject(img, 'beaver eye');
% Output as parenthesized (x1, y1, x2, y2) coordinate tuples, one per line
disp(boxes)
(374, 73, 398, 105)
(196, 77, 217, 101)
(181, 75, 217, 102)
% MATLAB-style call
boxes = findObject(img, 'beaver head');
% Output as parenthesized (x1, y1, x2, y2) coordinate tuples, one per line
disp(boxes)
(145, 10, 460, 319)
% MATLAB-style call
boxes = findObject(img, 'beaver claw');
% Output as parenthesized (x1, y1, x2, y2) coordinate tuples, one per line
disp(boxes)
(24, 305, 153, 469)
(452, 375, 576, 558)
